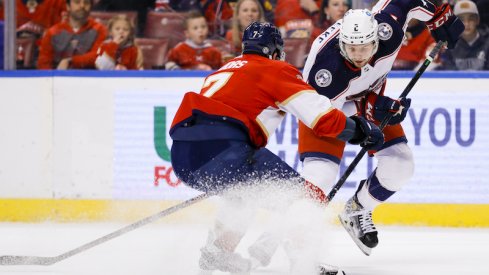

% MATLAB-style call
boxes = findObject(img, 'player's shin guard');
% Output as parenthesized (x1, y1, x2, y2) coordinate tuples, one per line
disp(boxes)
(199, 195, 255, 273)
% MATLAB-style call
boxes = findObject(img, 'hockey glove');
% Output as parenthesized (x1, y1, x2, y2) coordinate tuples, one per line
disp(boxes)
(348, 116, 384, 151)
(363, 92, 411, 125)
(426, 3, 465, 49)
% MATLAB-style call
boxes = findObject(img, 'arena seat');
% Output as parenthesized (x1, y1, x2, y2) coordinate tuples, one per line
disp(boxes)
(283, 38, 310, 69)
(90, 11, 138, 29)
(135, 38, 170, 70)
(16, 36, 37, 69)
(144, 11, 187, 48)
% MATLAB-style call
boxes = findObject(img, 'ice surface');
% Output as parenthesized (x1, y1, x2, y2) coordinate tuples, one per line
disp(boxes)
(0, 221, 488, 275)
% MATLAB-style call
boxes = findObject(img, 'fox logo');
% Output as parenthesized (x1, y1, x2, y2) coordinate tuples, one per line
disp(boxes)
(154, 106, 171, 162)
(154, 106, 182, 187)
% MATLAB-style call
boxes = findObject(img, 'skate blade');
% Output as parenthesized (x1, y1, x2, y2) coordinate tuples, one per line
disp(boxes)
(338, 214, 372, 256)
(318, 263, 347, 275)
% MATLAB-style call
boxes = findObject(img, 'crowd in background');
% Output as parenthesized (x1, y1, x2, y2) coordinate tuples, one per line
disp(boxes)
(0, 0, 488, 71)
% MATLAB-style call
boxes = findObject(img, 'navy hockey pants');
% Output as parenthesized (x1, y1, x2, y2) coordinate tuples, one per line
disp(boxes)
(171, 139, 301, 193)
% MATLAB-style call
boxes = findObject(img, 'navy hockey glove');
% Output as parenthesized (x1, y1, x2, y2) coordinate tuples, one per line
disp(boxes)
(426, 3, 465, 49)
(348, 116, 384, 151)
(363, 92, 411, 125)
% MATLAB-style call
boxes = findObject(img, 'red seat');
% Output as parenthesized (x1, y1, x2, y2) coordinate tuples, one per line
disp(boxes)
(207, 38, 232, 57)
(283, 38, 310, 69)
(144, 11, 187, 48)
(90, 11, 138, 29)
(135, 38, 170, 69)
(16, 37, 37, 69)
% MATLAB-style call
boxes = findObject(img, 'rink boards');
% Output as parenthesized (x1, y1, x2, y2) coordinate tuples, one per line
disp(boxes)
(0, 70, 488, 227)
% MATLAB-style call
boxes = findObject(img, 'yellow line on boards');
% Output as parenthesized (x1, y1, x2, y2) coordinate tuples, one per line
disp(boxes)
(0, 199, 488, 227)
(374, 203, 489, 227)
(0, 199, 215, 223)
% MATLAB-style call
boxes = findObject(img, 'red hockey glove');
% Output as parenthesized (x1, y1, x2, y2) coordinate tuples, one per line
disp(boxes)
(363, 92, 411, 125)
(426, 3, 465, 49)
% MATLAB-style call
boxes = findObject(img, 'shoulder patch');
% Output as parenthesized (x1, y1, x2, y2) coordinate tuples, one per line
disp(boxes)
(315, 69, 332, 87)
(378, 22, 393, 41)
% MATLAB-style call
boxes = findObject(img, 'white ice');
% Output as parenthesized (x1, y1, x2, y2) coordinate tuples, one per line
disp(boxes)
(1, 219, 488, 275)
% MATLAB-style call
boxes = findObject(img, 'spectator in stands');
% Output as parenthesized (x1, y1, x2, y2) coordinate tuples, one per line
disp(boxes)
(438, 0, 489, 70)
(202, 0, 235, 37)
(37, 0, 107, 69)
(165, 10, 222, 70)
(0, 0, 66, 37)
(259, 0, 276, 23)
(95, 14, 143, 70)
(392, 19, 435, 70)
(169, 0, 201, 11)
(274, 0, 321, 28)
(316, 0, 348, 31)
(226, 0, 265, 55)
(92, 0, 155, 36)
(310, 0, 348, 39)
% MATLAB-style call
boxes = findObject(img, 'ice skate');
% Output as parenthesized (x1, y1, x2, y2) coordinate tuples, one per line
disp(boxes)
(338, 195, 378, 256)
(199, 243, 251, 274)
(318, 263, 346, 275)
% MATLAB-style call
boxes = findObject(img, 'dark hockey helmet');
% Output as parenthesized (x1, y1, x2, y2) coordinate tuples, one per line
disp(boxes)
(242, 22, 286, 60)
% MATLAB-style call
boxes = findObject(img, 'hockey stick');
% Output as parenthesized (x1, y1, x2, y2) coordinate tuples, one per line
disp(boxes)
(0, 192, 210, 266)
(326, 40, 446, 202)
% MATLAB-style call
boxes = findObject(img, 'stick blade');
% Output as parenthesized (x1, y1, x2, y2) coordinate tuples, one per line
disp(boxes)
(0, 255, 56, 265)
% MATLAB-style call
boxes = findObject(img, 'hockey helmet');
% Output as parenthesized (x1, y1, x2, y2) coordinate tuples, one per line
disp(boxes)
(242, 22, 286, 60)
(339, 9, 379, 63)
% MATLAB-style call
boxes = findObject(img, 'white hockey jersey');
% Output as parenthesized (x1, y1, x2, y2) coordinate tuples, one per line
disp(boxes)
(303, 0, 439, 115)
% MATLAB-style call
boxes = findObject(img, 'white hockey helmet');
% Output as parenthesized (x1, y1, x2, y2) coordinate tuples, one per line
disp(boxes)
(339, 9, 379, 63)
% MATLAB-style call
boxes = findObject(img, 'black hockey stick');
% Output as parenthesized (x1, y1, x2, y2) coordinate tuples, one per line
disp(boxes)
(0, 192, 210, 266)
(326, 40, 446, 202)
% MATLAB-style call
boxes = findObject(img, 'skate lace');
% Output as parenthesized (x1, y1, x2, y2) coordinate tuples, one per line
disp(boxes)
(357, 210, 376, 233)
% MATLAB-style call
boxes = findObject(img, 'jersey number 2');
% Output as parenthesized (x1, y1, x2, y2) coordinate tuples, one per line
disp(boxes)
(202, 72, 233, 98)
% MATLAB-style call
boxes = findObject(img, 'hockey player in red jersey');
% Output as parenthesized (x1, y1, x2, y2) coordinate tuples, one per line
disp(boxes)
(300, 0, 464, 255)
(170, 22, 384, 274)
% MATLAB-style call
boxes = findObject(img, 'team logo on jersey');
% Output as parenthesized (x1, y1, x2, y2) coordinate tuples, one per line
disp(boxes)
(378, 23, 393, 41)
(315, 69, 332, 87)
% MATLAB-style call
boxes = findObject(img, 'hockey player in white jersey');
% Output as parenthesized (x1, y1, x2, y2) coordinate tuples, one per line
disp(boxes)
(299, 0, 464, 256)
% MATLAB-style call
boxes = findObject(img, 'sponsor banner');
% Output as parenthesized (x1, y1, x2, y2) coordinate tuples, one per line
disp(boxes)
(114, 89, 201, 200)
(113, 77, 489, 203)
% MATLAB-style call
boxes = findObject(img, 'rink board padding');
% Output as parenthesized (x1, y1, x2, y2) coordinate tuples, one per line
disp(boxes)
(0, 71, 488, 227)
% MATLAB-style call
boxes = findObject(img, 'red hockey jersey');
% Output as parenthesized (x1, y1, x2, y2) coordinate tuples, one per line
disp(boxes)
(171, 54, 348, 148)
(167, 41, 222, 70)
